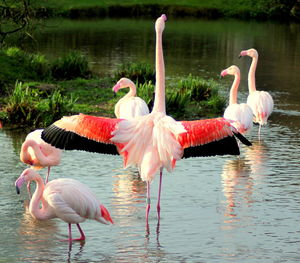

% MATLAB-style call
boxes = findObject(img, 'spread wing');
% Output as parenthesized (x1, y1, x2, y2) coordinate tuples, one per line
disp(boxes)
(177, 117, 252, 158)
(41, 114, 123, 155)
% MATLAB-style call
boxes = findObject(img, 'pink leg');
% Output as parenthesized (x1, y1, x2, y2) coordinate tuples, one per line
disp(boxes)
(75, 224, 86, 241)
(157, 168, 163, 220)
(62, 223, 85, 243)
(258, 124, 262, 140)
(45, 166, 51, 184)
(146, 181, 151, 222)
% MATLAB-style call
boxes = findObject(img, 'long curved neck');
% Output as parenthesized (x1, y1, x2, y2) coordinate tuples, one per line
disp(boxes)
(29, 177, 50, 220)
(21, 140, 46, 164)
(124, 82, 136, 98)
(229, 72, 240, 105)
(152, 27, 165, 114)
(248, 55, 258, 93)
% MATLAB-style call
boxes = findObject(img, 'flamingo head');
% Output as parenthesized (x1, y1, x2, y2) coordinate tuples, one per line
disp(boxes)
(239, 48, 258, 58)
(15, 168, 39, 194)
(99, 204, 114, 224)
(155, 14, 167, 33)
(221, 65, 240, 77)
(112, 77, 134, 93)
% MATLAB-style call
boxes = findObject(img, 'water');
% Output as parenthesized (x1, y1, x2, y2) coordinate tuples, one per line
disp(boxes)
(1, 17, 300, 262)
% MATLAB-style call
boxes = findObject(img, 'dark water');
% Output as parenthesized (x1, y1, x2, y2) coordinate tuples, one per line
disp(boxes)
(1, 18, 300, 262)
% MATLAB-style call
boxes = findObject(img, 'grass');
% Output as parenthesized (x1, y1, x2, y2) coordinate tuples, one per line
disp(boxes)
(0, 48, 227, 127)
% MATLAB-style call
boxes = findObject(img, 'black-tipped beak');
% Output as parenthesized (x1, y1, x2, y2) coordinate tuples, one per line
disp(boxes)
(16, 186, 20, 194)
(238, 55, 242, 59)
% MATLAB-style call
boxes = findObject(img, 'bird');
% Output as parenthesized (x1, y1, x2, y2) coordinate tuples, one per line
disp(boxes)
(239, 48, 274, 136)
(20, 129, 62, 195)
(15, 168, 114, 244)
(221, 65, 253, 134)
(41, 14, 251, 223)
(112, 77, 150, 119)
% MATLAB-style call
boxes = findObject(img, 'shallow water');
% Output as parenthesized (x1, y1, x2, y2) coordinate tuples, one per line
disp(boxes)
(1, 17, 300, 262)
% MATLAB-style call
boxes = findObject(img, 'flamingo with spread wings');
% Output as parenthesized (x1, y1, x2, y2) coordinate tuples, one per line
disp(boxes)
(42, 15, 251, 222)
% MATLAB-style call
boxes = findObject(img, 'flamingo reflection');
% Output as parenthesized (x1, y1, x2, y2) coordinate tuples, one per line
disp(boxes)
(244, 140, 269, 176)
(221, 158, 253, 226)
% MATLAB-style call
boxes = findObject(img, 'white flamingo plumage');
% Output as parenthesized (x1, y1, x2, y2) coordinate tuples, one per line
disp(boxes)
(239, 48, 274, 135)
(113, 77, 149, 119)
(41, 15, 251, 223)
(221, 65, 253, 134)
(15, 168, 113, 244)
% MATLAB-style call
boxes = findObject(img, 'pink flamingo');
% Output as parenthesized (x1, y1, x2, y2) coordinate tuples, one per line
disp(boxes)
(20, 129, 62, 194)
(239, 48, 274, 136)
(41, 15, 251, 222)
(15, 168, 113, 244)
(221, 65, 253, 134)
(113, 77, 150, 119)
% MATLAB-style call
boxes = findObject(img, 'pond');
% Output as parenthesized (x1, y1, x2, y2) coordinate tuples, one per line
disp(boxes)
(1, 17, 300, 262)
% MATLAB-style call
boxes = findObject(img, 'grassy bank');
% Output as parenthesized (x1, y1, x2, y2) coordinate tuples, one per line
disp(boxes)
(41, 0, 298, 20)
(0, 48, 226, 128)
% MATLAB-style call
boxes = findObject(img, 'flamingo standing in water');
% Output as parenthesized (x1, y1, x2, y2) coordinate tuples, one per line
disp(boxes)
(113, 77, 150, 119)
(41, 14, 251, 222)
(15, 168, 113, 244)
(221, 65, 253, 134)
(239, 48, 274, 136)
(20, 129, 62, 195)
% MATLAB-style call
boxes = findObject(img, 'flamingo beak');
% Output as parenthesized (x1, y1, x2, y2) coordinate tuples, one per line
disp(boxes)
(220, 70, 227, 78)
(112, 83, 120, 93)
(15, 176, 25, 194)
(100, 205, 114, 224)
(239, 50, 247, 58)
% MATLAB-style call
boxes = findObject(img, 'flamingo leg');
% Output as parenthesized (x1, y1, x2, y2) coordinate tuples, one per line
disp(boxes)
(258, 124, 262, 140)
(63, 223, 85, 243)
(157, 168, 163, 220)
(146, 181, 151, 222)
(45, 166, 51, 184)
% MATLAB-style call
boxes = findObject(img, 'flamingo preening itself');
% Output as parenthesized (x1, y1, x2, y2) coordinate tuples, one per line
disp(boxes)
(20, 129, 62, 195)
(41, 15, 251, 223)
(15, 168, 113, 245)
(221, 65, 253, 134)
(239, 48, 274, 136)
(113, 77, 150, 119)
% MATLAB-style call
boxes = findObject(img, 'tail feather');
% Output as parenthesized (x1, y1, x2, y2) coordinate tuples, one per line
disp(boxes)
(233, 132, 252, 146)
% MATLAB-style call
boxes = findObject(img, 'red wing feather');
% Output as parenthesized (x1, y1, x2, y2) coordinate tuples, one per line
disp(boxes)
(54, 114, 121, 143)
(178, 117, 234, 148)
(41, 114, 124, 155)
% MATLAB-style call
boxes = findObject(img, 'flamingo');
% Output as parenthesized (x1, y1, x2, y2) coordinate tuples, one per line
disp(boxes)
(221, 65, 253, 134)
(15, 168, 114, 244)
(113, 77, 150, 119)
(239, 48, 274, 136)
(41, 14, 251, 222)
(20, 129, 62, 195)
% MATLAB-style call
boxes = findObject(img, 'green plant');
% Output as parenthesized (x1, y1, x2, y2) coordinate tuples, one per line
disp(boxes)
(113, 62, 155, 84)
(51, 51, 91, 80)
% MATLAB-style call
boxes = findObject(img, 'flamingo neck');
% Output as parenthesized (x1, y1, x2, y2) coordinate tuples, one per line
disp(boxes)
(248, 55, 258, 93)
(229, 72, 240, 105)
(152, 28, 166, 114)
(29, 177, 51, 220)
(20, 140, 46, 165)
(124, 82, 137, 98)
